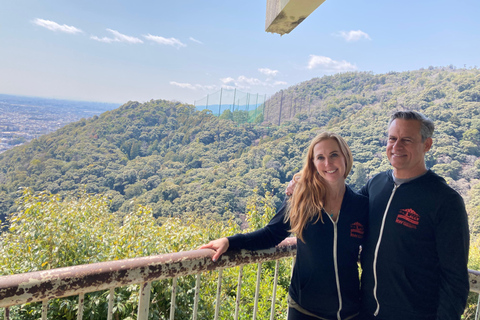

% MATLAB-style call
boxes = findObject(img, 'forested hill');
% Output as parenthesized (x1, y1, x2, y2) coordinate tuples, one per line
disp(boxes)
(1, 66, 480, 227)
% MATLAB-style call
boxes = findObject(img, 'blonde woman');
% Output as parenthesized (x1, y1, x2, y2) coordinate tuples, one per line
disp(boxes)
(201, 132, 368, 320)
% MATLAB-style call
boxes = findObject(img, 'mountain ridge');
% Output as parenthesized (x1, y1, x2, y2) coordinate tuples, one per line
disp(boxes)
(1, 67, 480, 227)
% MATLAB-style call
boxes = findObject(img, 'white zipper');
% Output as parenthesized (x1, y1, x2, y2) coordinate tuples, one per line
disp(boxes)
(373, 185, 398, 316)
(329, 212, 343, 320)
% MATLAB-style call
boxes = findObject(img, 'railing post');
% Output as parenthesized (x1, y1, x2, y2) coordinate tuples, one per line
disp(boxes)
(253, 263, 263, 320)
(169, 277, 177, 320)
(107, 288, 115, 320)
(137, 282, 151, 320)
(77, 293, 84, 320)
(270, 260, 280, 320)
(214, 269, 223, 320)
(476, 293, 480, 320)
(234, 266, 244, 320)
(42, 300, 48, 320)
(193, 274, 201, 320)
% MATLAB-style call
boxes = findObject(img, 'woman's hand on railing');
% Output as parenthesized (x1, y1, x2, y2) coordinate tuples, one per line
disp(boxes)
(199, 237, 229, 262)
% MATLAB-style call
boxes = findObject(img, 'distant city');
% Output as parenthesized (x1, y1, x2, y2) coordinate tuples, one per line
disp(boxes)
(0, 94, 120, 154)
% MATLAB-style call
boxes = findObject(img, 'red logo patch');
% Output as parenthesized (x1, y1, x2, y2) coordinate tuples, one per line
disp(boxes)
(350, 222, 364, 238)
(395, 208, 420, 229)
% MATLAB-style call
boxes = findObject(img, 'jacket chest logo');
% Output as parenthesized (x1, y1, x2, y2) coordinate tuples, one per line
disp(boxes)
(350, 222, 364, 238)
(395, 208, 420, 229)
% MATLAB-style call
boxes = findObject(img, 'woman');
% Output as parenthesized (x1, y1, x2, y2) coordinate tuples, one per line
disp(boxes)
(200, 132, 368, 320)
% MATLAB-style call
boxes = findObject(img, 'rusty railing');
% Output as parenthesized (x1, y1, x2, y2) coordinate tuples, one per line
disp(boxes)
(0, 237, 479, 320)
(0, 238, 296, 320)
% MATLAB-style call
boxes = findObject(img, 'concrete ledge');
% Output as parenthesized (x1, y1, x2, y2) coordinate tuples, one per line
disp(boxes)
(265, 0, 326, 35)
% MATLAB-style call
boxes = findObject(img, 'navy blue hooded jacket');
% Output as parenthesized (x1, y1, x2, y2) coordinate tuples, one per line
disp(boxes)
(228, 185, 368, 320)
(359, 170, 469, 320)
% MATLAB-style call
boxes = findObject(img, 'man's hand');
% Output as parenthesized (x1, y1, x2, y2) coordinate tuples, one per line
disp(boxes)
(285, 175, 300, 196)
(199, 237, 229, 262)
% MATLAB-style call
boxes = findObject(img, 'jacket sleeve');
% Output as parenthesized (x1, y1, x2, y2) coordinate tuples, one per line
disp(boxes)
(228, 198, 291, 251)
(359, 180, 370, 198)
(435, 193, 470, 320)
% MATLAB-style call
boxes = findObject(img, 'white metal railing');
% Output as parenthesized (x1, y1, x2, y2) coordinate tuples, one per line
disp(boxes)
(0, 237, 479, 320)
(0, 238, 296, 320)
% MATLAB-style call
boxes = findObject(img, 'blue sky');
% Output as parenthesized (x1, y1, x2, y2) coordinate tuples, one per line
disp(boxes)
(1, 0, 480, 105)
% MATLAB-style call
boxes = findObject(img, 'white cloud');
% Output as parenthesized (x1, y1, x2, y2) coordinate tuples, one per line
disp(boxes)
(170, 81, 217, 91)
(32, 18, 83, 34)
(237, 76, 263, 86)
(258, 68, 279, 77)
(189, 37, 203, 44)
(90, 36, 114, 43)
(307, 55, 357, 72)
(172, 73, 287, 92)
(144, 34, 186, 48)
(109, 29, 143, 44)
(91, 29, 143, 44)
(337, 30, 371, 42)
(220, 77, 235, 84)
(170, 81, 196, 89)
(220, 75, 287, 89)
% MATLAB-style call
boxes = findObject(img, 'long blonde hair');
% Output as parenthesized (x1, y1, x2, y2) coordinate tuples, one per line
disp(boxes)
(287, 132, 353, 242)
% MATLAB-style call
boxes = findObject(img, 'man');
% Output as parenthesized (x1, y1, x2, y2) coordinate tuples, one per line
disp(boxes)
(359, 111, 469, 319)
(286, 111, 470, 319)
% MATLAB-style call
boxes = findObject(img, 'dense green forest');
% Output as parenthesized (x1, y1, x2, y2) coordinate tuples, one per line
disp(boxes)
(1, 66, 480, 226)
(1, 66, 480, 319)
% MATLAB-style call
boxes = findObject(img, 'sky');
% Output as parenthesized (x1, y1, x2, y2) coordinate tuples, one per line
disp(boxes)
(1, 0, 480, 105)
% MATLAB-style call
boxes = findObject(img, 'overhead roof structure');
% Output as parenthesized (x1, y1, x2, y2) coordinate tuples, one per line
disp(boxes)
(265, 0, 326, 35)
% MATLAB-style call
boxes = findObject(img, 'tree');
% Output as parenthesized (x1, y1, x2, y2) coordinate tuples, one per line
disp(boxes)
(219, 109, 234, 121)
(349, 163, 368, 191)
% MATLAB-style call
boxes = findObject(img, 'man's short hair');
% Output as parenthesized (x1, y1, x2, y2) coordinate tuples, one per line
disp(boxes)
(389, 111, 434, 141)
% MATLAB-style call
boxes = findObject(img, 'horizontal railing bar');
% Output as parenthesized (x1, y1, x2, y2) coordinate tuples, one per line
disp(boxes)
(0, 237, 478, 310)
(0, 238, 297, 308)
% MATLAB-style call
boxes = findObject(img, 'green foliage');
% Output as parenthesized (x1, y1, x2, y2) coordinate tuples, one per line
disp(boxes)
(2, 68, 480, 225)
(1, 188, 117, 274)
(350, 163, 368, 191)
(254, 113, 264, 123)
(0, 190, 290, 320)
(1, 66, 480, 318)
(219, 109, 234, 121)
